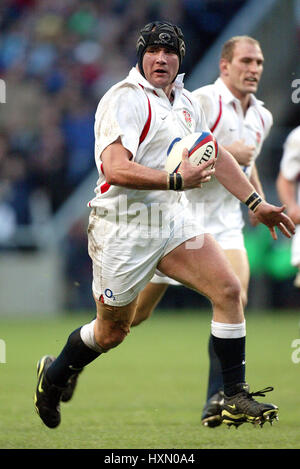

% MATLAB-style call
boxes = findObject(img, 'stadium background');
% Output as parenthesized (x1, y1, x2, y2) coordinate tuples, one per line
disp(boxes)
(0, 0, 299, 316)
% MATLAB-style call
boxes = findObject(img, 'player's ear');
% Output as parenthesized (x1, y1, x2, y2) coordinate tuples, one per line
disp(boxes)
(219, 58, 229, 76)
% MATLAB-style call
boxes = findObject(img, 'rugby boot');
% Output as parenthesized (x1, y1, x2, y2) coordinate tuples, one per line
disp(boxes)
(61, 369, 83, 402)
(34, 355, 65, 428)
(201, 390, 224, 428)
(222, 383, 279, 428)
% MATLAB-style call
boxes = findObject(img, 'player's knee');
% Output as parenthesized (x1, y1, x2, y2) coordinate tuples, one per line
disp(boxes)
(94, 298, 136, 350)
(241, 289, 248, 308)
(225, 278, 242, 305)
(94, 322, 130, 351)
(218, 276, 242, 308)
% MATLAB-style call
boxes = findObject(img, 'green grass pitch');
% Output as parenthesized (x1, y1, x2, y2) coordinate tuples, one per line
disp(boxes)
(0, 309, 300, 449)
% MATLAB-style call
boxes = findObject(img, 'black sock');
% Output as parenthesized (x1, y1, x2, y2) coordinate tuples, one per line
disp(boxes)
(206, 334, 223, 400)
(46, 327, 100, 387)
(211, 334, 246, 396)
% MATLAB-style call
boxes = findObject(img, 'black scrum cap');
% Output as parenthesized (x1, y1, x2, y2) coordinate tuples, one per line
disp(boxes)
(136, 21, 185, 79)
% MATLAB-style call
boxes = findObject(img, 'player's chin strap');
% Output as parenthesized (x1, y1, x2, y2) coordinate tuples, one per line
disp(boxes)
(244, 191, 263, 212)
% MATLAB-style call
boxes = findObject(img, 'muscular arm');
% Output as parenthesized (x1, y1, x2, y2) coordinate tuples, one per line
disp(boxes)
(250, 163, 265, 198)
(214, 146, 258, 202)
(101, 138, 215, 190)
(102, 140, 168, 190)
(248, 163, 265, 226)
(215, 146, 295, 239)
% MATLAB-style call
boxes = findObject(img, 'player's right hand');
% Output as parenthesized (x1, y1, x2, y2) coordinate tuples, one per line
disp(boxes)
(178, 148, 216, 189)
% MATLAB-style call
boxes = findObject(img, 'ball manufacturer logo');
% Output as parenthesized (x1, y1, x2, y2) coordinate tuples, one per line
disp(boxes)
(201, 144, 214, 162)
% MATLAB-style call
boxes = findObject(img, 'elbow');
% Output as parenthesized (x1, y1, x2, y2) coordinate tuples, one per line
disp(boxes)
(105, 171, 121, 186)
(104, 164, 129, 186)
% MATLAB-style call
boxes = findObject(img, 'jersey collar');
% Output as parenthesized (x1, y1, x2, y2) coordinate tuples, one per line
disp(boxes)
(128, 67, 184, 95)
(215, 77, 264, 108)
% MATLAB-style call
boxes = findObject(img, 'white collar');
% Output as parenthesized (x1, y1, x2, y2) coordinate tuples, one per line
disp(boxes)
(128, 67, 185, 93)
(215, 77, 264, 107)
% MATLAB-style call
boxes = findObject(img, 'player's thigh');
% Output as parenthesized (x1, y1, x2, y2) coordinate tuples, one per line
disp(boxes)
(157, 233, 241, 302)
(224, 249, 250, 297)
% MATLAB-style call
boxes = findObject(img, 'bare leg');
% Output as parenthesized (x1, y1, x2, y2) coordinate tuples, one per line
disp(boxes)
(157, 234, 243, 324)
(131, 283, 169, 326)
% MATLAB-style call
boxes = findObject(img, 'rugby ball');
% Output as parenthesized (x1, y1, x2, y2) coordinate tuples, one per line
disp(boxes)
(165, 131, 218, 173)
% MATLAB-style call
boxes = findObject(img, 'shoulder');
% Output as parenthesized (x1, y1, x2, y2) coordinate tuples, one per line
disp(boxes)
(282, 126, 300, 161)
(280, 126, 300, 178)
(192, 84, 217, 108)
(285, 126, 300, 145)
(101, 79, 146, 105)
(192, 83, 216, 98)
(191, 84, 221, 127)
(96, 79, 149, 121)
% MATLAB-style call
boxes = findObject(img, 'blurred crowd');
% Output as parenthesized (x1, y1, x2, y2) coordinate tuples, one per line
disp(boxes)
(0, 0, 246, 244)
(0, 0, 248, 309)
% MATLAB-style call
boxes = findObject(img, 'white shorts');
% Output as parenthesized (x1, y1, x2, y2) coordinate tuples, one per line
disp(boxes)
(213, 228, 245, 251)
(151, 270, 181, 286)
(88, 208, 204, 306)
(150, 228, 245, 286)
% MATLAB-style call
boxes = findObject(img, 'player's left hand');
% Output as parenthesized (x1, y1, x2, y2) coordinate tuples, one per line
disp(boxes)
(254, 202, 295, 240)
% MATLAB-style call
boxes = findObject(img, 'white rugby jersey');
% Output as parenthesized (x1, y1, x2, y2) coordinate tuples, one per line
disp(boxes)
(280, 126, 300, 196)
(188, 77, 273, 235)
(88, 67, 209, 225)
(280, 126, 300, 266)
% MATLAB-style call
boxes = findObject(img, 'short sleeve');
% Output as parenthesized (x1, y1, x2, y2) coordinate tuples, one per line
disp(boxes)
(94, 85, 148, 161)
